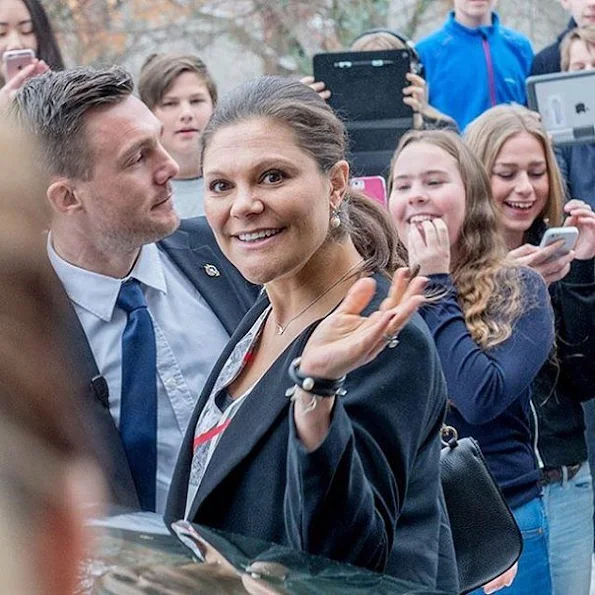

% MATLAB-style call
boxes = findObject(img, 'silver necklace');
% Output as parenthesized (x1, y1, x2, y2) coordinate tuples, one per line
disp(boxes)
(274, 258, 365, 335)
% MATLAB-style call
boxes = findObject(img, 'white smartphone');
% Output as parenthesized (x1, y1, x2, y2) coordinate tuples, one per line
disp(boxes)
(539, 226, 579, 257)
(3, 48, 35, 81)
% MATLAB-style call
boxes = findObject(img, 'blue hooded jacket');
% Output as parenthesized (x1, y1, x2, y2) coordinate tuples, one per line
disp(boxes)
(416, 12, 533, 130)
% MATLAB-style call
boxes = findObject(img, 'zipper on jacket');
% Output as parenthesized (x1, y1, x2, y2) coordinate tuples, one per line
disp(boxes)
(530, 400, 545, 469)
(481, 35, 497, 107)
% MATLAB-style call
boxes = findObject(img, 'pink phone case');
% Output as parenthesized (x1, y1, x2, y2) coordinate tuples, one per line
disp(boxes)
(4, 50, 35, 80)
(350, 176, 387, 207)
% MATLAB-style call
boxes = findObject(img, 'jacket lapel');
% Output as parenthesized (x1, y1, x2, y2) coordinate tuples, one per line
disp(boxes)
(158, 228, 257, 336)
(187, 336, 306, 521)
(55, 277, 140, 509)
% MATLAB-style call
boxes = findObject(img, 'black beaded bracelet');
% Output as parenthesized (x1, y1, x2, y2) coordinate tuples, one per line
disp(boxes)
(287, 357, 346, 398)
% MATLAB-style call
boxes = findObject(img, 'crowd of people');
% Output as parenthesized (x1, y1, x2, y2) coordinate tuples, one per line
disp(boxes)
(0, 0, 594, 594)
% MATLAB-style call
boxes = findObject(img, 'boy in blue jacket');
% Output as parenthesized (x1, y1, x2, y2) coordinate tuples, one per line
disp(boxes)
(416, 0, 533, 130)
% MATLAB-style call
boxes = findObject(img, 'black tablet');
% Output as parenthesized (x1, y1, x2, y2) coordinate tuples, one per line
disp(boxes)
(313, 49, 414, 177)
(313, 49, 413, 123)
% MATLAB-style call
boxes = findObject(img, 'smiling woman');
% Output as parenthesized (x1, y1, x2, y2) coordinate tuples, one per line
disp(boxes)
(466, 104, 595, 595)
(389, 129, 556, 594)
(165, 76, 459, 592)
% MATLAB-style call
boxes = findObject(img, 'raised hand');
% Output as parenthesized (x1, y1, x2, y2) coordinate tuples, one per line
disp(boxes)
(407, 218, 451, 276)
(0, 59, 49, 113)
(564, 199, 595, 260)
(299, 75, 331, 101)
(402, 72, 428, 115)
(293, 268, 427, 449)
(299, 268, 427, 381)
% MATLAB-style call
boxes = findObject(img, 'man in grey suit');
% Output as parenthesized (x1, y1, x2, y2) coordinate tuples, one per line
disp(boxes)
(15, 66, 258, 512)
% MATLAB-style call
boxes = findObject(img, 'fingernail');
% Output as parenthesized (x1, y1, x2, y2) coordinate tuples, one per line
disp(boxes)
(409, 264, 421, 278)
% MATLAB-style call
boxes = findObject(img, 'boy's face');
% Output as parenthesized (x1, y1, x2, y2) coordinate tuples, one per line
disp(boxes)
(567, 38, 595, 70)
(453, 0, 497, 24)
(560, 0, 595, 27)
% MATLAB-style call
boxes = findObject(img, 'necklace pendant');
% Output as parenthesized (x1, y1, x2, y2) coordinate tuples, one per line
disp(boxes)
(276, 324, 285, 335)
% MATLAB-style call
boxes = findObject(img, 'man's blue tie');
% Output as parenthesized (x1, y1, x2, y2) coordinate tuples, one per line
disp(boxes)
(117, 279, 157, 511)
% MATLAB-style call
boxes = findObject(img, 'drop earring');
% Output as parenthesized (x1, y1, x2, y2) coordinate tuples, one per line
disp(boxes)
(330, 209, 341, 228)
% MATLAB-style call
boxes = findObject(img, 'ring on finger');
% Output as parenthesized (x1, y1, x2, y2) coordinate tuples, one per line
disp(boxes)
(383, 333, 400, 349)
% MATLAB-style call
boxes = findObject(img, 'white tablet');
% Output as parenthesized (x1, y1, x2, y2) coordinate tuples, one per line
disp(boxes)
(526, 69, 595, 146)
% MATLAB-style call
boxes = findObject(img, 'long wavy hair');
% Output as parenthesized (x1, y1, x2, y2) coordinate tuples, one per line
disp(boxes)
(389, 130, 526, 349)
(464, 104, 564, 243)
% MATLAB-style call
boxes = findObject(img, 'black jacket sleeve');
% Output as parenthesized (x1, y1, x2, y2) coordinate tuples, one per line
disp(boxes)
(283, 314, 448, 586)
(548, 258, 595, 402)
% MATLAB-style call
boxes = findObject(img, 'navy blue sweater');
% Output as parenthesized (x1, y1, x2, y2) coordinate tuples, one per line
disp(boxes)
(421, 269, 555, 510)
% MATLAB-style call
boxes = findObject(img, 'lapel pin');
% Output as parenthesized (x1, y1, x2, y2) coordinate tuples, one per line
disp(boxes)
(203, 263, 220, 277)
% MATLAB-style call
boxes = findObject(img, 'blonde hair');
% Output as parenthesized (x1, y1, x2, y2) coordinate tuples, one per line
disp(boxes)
(350, 31, 407, 52)
(464, 104, 564, 239)
(389, 130, 526, 349)
(560, 26, 595, 71)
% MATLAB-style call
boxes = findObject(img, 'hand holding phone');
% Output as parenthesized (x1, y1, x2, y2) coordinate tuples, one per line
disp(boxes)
(538, 226, 579, 257)
(3, 49, 36, 81)
(0, 52, 48, 112)
(508, 239, 574, 285)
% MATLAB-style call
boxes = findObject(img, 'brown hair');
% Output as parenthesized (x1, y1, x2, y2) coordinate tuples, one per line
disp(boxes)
(139, 53, 218, 110)
(0, 120, 93, 593)
(464, 104, 564, 239)
(389, 130, 526, 349)
(200, 76, 406, 275)
(13, 66, 134, 180)
(350, 31, 407, 52)
(560, 26, 595, 71)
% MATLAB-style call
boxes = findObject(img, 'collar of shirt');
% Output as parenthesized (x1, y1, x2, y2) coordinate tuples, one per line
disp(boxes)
(47, 234, 167, 322)
(447, 10, 499, 37)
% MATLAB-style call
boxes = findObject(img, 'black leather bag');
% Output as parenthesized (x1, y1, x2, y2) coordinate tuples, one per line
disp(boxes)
(440, 427, 523, 594)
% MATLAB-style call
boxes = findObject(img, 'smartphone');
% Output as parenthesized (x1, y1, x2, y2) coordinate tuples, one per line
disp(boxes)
(538, 226, 579, 258)
(3, 48, 35, 81)
(350, 175, 387, 207)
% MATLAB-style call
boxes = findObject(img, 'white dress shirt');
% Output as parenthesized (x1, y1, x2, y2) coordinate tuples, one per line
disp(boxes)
(48, 237, 230, 512)
(171, 177, 205, 219)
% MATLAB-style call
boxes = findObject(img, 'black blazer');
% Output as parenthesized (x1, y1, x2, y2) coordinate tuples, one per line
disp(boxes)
(166, 274, 457, 589)
(61, 217, 259, 510)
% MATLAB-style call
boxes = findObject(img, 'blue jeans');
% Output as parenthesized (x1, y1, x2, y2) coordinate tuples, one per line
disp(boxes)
(582, 399, 595, 551)
(471, 496, 552, 595)
(542, 462, 593, 595)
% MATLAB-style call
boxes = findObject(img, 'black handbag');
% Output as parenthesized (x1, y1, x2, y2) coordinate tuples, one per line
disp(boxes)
(440, 426, 523, 594)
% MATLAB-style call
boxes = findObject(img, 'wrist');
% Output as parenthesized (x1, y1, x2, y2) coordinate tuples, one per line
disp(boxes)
(418, 263, 450, 276)
(287, 357, 346, 397)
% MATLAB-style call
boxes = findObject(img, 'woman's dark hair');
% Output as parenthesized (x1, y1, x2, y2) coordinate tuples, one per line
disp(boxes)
(22, 0, 65, 70)
(200, 76, 406, 275)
